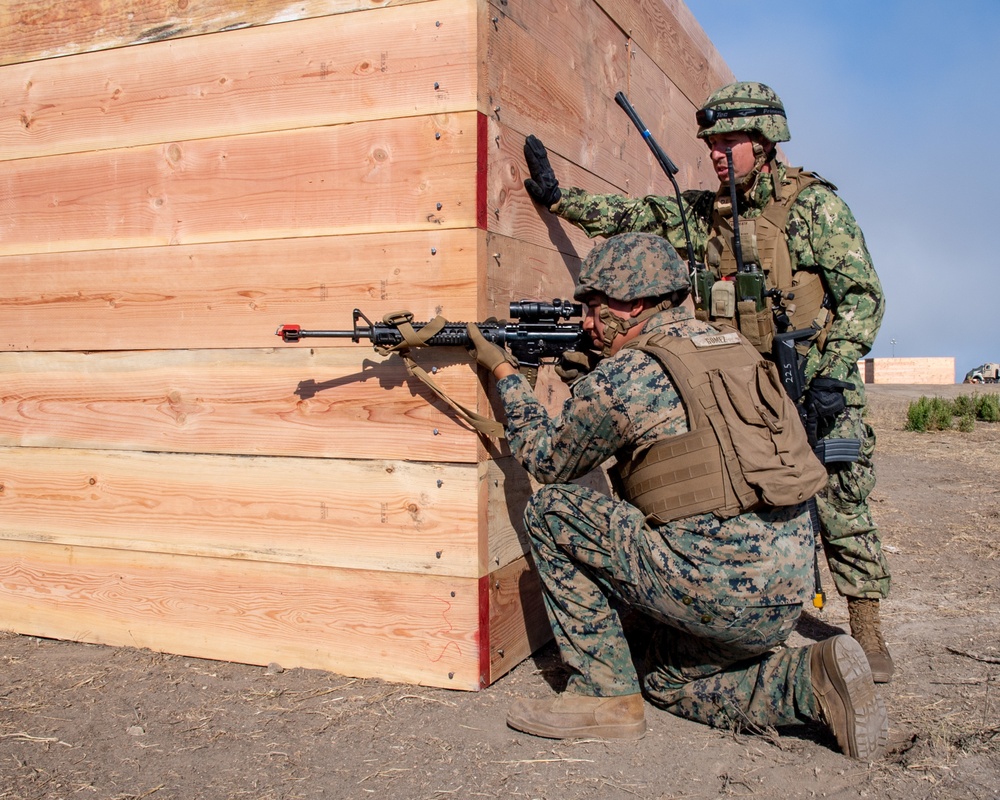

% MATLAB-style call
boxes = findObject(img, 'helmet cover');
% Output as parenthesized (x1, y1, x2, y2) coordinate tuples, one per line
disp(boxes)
(575, 233, 689, 302)
(696, 81, 790, 144)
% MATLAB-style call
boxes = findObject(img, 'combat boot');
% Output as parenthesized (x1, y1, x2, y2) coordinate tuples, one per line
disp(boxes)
(506, 692, 646, 740)
(810, 634, 888, 760)
(847, 597, 895, 683)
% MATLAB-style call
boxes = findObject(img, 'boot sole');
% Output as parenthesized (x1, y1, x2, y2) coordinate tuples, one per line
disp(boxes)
(871, 667, 893, 684)
(868, 652, 895, 684)
(820, 636, 889, 760)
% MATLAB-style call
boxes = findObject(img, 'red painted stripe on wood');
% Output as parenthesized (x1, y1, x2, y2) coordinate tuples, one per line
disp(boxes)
(478, 572, 491, 689)
(477, 111, 489, 231)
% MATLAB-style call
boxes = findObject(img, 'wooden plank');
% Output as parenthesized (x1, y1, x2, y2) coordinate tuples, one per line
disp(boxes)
(1, 1, 477, 161)
(485, 0, 713, 191)
(624, 38, 721, 193)
(0, 229, 479, 351)
(485, 555, 551, 684)
(483, 456, 532, 571)
(487, 36, 717, 258)
(0, 349, 482, 463)
(487, 117, 622, 258)
(0, 447, 481, 577)
(0, 111, 479, 257)
(863, 357, 956, 385)
(486, 97, 713, 258)
(0, 538, 483, 689)
(0, 0, 434, 66)
(482, 5, 722, 245)
(484, 0, 637, 183)
(591, 0, 734, 107)
(483, 232, 581, 314)
(659, 0, 735, 98)
(486, 59, 713, 257)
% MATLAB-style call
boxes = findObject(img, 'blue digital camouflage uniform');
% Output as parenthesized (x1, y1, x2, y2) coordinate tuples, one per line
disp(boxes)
(498, 305, 824, 729)
(553, 162, 890, 600)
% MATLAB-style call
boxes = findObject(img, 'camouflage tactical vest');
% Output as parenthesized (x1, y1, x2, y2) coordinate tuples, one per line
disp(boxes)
(611, 328, 828, 524)
(699, 167, 835, 353)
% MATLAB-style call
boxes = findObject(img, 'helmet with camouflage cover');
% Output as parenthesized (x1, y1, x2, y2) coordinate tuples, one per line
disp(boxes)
(696, 81, 790, 144)
(574, 232, 689, 302)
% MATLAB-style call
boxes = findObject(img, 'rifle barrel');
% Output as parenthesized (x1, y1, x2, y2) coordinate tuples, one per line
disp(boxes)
(275, 324, 359, 343)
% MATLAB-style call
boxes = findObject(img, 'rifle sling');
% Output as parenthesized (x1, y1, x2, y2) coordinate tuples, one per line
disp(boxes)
(378, 312, 506, 439)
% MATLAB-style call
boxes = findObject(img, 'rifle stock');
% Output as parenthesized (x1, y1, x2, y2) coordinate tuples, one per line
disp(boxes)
(772, 327, 814, 404)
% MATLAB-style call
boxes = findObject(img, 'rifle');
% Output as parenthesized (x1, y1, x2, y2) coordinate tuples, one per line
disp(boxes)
(772, 327, 813, 407)
(769, 328, 826, 609)
(773, 327, 864, 610)
(276, 300, 586, 438)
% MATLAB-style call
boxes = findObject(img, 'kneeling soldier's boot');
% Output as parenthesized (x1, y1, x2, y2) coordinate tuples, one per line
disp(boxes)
(847, 597, 895, 683)
(810, 635, 888, 760)
(506, 692, 646, 740)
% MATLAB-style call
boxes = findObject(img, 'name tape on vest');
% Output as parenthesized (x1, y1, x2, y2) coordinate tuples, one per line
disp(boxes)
(690, 331, 742, 349)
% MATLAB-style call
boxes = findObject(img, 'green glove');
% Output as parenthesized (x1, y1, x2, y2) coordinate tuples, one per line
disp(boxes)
(466, 323, 519, 372)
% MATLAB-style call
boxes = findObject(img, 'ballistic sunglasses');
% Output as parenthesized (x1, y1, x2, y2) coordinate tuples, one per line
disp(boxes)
(696, 101, 786, 127)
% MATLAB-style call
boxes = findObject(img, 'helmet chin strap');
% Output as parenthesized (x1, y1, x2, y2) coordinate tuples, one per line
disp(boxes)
(739, 140, 772, 195)
(597, 300, 671, 357)
(716, 141, 774, 215)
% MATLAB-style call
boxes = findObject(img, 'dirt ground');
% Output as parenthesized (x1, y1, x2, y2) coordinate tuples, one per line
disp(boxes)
(2, 384, 999, 800)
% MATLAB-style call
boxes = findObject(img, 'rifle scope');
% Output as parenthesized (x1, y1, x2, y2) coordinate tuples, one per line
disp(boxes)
(508, 299, 581, 321)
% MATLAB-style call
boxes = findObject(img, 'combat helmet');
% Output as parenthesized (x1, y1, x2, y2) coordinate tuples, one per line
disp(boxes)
(575, 232, 689, 302)
(575, 233, 689, 356)
(696, 81, 790, 144)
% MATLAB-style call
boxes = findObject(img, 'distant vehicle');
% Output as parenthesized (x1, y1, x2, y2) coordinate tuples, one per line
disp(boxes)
(963, 362, 1000, 383)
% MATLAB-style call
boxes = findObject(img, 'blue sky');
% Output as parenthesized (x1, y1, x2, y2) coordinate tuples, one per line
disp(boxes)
(682, 1, 1000, 380)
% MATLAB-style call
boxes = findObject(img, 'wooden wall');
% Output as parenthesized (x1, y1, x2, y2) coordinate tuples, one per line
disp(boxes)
(0, 0, 732, 689)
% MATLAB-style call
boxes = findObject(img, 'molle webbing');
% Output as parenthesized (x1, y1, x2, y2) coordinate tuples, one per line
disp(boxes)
(704, 168, 835, 343)
(613, 329, 827, 523)
(613, 423, 741, 523)
(613, 330, 760, 522)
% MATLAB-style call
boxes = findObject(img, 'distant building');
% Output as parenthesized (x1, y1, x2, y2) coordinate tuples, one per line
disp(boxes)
(858, 357, 956, 384)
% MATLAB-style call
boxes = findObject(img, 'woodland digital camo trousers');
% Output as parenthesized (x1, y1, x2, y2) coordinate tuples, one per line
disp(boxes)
(524, 483, 824, 729)
(816, 405, 891, 599)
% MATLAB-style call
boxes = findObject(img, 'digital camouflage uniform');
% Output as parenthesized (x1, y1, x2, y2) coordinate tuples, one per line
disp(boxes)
(497, 305, 826, 729)
(552, 163, 890, 602)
